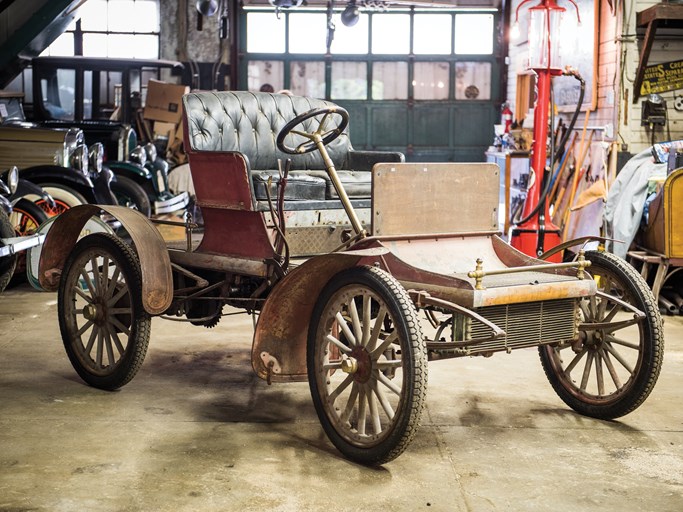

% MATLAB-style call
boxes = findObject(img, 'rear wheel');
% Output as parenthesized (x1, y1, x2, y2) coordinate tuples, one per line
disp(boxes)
(539, 251, 663, 419)
(0, 209, 17, 293)
(34, 183, 88, 216)
(308, 266, 427, 465)
(58, 233, 151, 390)
(111, 176, 152, 217)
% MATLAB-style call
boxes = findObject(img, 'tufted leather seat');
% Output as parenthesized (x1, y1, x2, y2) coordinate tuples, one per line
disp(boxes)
(182, 91, 403, 203)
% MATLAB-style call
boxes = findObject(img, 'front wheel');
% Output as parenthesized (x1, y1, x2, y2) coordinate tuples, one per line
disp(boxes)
(308, 266, 427, 465)
(539, 251, 663, 419)
(34, 183, 88, 216)
(111, 176, 152, 217)
(58, 233, 151, 390)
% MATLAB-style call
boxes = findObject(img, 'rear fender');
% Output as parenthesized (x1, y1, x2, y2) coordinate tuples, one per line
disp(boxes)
(251, 247, 389, 382)
(38, 204, 172, 315)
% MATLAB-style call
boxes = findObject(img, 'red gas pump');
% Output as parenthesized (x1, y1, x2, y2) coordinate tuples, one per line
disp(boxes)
(501, 103, 513, 134)
(509, 0, 579, 263)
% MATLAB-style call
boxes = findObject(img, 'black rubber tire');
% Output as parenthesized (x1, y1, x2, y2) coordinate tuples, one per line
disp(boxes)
(0, 209, 17, 293)
(539, 250, 663, 419)
(111, 176, 152, 217)
(58, 233, 151, 390)
(307, 266, 427, 465)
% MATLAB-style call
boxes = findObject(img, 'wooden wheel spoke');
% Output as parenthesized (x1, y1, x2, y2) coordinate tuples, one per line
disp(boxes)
(74, 285, 93, 303)
(83, 326, 98, 355)
(100, 256, 110, 289)
(371, 331, 398, 360)
(75, 319, 94, 338)
(103, 330, 116, 367)
(326, 334, 351, 354)
(335, 312, 357, 346)
(563, 346, 587, 375)
(357, 386, 367, 435)
(375, 359, 402, 370)
(371, 378, 395, 420)
(377, 371, 401, 396)
(595, 350, 605, 395)
(580, 351, 595, 391)
(606, 335, 640, 350)
(366, 306, 386, 352)
(104, 267, 121, 300)
(107, 284, 129, 307)
(367, 388, 382, 434)
(110, 329, 126, 356)
(347, 297, 362, 343)
(600, 349, 623, 389)
(340, 383, 359, 424)
(323, 361, 343, 371)
(328, 374, 353, 403)
(79, 268, 97, 297)
(603, 342, 635, 375)
(90, 257, 102, 289)
(96, 330, 104, 368)
(109, 316, 131, 338)
(361, 295, 371, 347)
(109, 307, 133, 315)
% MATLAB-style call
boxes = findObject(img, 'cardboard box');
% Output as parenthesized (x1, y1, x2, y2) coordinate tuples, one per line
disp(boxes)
(153, 121, 176, 142)
(143, 79, 189, 124)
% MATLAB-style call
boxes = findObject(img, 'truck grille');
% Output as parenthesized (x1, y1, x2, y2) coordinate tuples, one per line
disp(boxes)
(468, 298, 578, 355)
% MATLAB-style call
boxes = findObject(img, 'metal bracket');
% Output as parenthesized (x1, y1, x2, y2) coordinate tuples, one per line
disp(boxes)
(260, 352, 282, 385)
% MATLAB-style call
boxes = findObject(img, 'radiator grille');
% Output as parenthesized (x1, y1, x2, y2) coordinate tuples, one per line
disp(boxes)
(467, 299, 577, 355)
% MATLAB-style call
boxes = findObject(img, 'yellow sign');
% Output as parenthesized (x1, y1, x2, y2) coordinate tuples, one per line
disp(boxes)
(641, 60, 683, 95)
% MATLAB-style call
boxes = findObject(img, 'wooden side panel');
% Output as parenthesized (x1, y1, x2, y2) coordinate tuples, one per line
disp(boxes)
(371, 162, 499, 236)
(666, 169, 683, 259)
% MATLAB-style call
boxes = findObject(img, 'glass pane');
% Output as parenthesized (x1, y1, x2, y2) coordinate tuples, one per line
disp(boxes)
(413, 62, 449, 100)
(248, 60, 284, 92)
(331, 62, 367, 99)
(79, 0, 107, 31)
(454, 14, 494, 54)
(290, 61, 326, 98)
(108, 0, 135, 32)
(331, 12, 369, 54)
(414, 14, 451, 55)
(247, 13, 285, 53)
(289, 13, 326, 54)
(455, 62, 491, 100)
(84, 70, 93, 119)
(106, 34, 158, 58)
(42, 69, 76, 120)
(134, 0, 160, 33)
(372, 62, 408, 100)
(42, 32, 74, 57)
(82, 33, 108, 58)
(372, 14, 410, 54)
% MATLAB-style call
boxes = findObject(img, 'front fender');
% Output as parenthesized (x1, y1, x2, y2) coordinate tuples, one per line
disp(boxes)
(107, 161, 152, 182)
(19, 165, 97, 202)
(251, 247, 389, 382)
(38, 204, 173, 315)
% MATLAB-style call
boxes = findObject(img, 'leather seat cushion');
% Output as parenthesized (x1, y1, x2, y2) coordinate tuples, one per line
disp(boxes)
(306, 170, 371, 199)
(252, 171, 326, 201)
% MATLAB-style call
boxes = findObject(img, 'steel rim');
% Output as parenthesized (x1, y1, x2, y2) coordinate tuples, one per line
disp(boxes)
(63, 247, 134, 376)
(548, 269, 644, 404)
(315, 285, 406, 448)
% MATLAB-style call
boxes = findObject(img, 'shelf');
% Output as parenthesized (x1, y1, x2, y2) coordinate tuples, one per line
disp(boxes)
(633, 3, 683, 103)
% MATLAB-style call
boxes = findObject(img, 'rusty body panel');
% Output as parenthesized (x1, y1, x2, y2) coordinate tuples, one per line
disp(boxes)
(38, 205, 173, 315)
(251, 247, 388, 382)
(351, 234, 595, 308)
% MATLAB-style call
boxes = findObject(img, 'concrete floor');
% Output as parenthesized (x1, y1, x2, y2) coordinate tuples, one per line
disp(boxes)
(1, 283, 682, 512)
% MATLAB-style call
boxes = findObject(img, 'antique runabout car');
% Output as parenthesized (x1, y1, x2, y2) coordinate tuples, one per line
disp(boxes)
(38, 91, 663, 465)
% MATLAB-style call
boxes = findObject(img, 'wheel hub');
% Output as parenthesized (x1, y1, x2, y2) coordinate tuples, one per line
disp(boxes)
(345, 346, 372, 384)
(83, 303, 104, 324)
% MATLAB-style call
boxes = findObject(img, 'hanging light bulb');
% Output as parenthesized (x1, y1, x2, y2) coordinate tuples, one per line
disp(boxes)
(341, 1, 360, 27)
(510, 21, 520, 41)
(196, 0, 218, 17)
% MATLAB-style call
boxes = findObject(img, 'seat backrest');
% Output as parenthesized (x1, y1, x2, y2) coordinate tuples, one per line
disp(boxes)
(182, 91, 351, 170)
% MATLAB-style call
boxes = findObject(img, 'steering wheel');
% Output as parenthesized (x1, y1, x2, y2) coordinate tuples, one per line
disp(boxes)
(276, 107, 349, 155)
